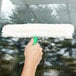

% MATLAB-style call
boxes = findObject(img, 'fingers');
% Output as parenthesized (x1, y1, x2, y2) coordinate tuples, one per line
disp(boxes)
(34, 43, 43, 52)
(34, 43, 40, 48)
(38, 48, 43, 65)
(40, 48, 43, 55)
(27, 38, 43, 56)
(27, 38, 33, 46)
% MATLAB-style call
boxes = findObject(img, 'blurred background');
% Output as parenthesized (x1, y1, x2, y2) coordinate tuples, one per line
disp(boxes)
(0, 0, 76, 76)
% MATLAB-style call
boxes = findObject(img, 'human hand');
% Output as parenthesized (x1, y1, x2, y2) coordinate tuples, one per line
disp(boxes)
(24, 38, 43, 67)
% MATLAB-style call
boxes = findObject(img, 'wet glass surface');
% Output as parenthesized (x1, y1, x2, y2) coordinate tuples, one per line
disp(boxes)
(0, 0, 76, 76)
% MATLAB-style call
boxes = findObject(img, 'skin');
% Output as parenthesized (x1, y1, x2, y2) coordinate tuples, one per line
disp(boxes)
(21, 38, 43, 76)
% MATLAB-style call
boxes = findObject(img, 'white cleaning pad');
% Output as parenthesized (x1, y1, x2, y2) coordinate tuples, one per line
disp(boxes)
(2, 24, 74, 39)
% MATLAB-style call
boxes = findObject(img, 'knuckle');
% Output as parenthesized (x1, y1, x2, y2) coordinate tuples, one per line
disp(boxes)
(42, 52, 43, 55)
(41, 48, 43, 50)
(40, 48, 43, 51)
(37, 43, 40, 47)
(26, 45, 28, 48)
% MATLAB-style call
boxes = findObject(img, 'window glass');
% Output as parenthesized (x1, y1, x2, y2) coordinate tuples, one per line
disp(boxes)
(0, 0, 76, 76)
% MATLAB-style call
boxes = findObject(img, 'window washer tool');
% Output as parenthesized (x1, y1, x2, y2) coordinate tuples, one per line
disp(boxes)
(2, 24, 74, 45)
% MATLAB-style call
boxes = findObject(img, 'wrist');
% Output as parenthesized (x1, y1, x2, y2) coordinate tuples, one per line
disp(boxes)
(21, 60, 37, 76)
(24, 59, 37, 70)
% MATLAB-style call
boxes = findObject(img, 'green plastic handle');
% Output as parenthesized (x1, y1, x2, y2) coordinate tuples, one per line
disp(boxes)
(33, 36, 38, 45)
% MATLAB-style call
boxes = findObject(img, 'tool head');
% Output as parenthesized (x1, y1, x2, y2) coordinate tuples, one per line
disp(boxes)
(2, 24, 74, 39)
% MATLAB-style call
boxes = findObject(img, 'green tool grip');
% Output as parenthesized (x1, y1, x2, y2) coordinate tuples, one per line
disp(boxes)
(33, 36, 38, 45)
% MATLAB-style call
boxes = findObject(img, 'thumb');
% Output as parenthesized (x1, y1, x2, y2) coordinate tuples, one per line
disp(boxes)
(27, 38, 33, 46)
